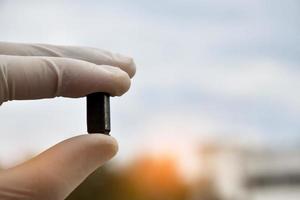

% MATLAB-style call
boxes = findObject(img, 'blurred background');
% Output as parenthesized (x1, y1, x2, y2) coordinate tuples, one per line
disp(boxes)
(0, 0, 300, 199)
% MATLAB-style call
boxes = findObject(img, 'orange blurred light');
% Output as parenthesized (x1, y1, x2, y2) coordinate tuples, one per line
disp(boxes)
(124, 154, 187, 199)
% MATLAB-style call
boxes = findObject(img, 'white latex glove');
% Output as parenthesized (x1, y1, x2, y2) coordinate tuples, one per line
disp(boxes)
(0, 41, 136, 200)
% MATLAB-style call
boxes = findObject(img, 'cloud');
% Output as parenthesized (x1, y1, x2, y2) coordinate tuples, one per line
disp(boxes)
(0, 0, 299, 166)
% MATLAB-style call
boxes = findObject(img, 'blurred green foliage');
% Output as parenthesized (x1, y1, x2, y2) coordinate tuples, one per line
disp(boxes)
(67, 157, 188, 200)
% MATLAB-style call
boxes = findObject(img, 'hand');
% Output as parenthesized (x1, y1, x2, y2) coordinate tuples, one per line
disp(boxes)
(0, 42, 136, 200)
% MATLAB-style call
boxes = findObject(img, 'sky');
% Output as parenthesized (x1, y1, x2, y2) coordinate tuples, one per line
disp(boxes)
(0, 0, 299, 178)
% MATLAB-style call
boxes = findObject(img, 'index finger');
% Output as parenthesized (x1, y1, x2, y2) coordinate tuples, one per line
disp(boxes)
(0, 41, 136, 78)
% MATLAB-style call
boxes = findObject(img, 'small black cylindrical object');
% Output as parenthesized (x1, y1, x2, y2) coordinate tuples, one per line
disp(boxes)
(87, 92, 111, 134)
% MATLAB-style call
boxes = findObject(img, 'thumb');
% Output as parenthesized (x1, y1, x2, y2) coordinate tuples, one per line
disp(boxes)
(0, 134, 118, 200)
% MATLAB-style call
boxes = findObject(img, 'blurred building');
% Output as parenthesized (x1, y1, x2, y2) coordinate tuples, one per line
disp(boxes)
(195, 141, 300, 200)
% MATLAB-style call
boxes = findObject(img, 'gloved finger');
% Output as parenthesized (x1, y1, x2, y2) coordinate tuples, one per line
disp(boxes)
(0, 55, 131, 103)
(0, 134, 118, 200)
(0, 41, 136, 78)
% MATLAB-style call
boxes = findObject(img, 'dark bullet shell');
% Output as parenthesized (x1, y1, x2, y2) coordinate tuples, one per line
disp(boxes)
(87, 92, 111, 135)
